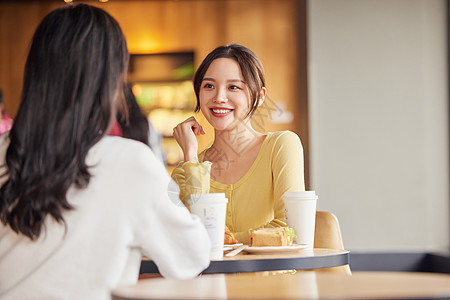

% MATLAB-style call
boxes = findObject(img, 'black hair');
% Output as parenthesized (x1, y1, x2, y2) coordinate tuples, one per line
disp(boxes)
(0, 4, 129, 240)
(193, 44, 265, 117)
(117, 85, 150, 147)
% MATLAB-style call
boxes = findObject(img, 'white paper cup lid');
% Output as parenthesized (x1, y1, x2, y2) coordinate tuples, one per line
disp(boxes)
(283, 191, 318, 200)
(188, 193, 228, 205)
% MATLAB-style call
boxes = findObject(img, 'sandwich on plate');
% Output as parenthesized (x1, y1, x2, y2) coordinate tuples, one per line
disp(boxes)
(251, 227, 296, 247)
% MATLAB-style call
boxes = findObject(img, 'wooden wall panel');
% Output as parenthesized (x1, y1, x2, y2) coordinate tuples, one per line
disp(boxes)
(0, 3, 57, 116)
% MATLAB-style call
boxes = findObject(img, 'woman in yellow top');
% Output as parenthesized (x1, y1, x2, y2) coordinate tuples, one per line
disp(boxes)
(172, 44, 305, 244)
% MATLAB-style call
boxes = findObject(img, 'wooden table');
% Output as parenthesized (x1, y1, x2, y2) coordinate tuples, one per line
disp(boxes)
(112, 271, 450, 300)
(140, 248, 349, 274)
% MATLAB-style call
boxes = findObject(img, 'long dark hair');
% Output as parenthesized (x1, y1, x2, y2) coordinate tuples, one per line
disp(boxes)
(193, 44, 266, 117)
(117, 85, 150, 146)
(0, 4, 129, 240)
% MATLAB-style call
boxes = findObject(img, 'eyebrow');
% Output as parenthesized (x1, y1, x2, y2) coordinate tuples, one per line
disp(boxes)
(202, 77, 245, 84)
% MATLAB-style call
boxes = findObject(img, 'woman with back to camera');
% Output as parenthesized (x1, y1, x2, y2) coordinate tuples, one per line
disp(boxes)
(172, 44, 305, 244)
(0, 4, 210, 299)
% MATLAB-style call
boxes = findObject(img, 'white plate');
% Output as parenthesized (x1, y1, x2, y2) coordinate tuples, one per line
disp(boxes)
(223, 243, 243, 251)
(243, 244, 308, 254)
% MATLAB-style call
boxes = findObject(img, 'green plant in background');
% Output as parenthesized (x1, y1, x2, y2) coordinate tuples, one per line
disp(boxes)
(174, 62, 195, 80)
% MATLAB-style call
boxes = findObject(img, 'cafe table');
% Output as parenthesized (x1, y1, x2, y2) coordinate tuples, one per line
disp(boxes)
(112, 271, 450, 300)
(140, 248, 349, 274)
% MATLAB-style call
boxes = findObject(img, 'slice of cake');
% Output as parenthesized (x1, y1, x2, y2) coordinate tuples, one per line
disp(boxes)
(251, 228, 288, 247)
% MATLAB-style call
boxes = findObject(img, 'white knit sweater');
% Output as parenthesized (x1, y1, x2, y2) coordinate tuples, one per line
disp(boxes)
(0, 135, 211, 300)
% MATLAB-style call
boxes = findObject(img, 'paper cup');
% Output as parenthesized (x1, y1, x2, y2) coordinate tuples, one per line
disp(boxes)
(283, 191, 318, 248)
(189, 193, 228, 260)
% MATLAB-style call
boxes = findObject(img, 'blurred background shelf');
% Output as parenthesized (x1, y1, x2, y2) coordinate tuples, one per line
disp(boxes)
(128, 52, 197, 170)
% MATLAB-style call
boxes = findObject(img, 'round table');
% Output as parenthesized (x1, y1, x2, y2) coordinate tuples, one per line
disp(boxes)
(113, 271, 450, 300)
(140, 248, 349, 274)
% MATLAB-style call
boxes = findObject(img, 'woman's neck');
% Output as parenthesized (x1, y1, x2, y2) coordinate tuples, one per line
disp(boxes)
(209, 122, 264, 160)
(205, 122, 266, 184)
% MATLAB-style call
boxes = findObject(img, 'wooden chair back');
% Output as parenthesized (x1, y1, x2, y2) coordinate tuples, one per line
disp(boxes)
(313, 211, 351, 274)
(314, 211, 345, 249)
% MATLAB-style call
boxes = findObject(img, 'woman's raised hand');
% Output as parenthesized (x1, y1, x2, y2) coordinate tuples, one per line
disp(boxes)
(173, 116, 205, 162)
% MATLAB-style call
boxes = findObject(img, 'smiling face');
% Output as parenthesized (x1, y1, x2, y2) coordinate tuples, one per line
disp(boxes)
(199, 58, 252, 131)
